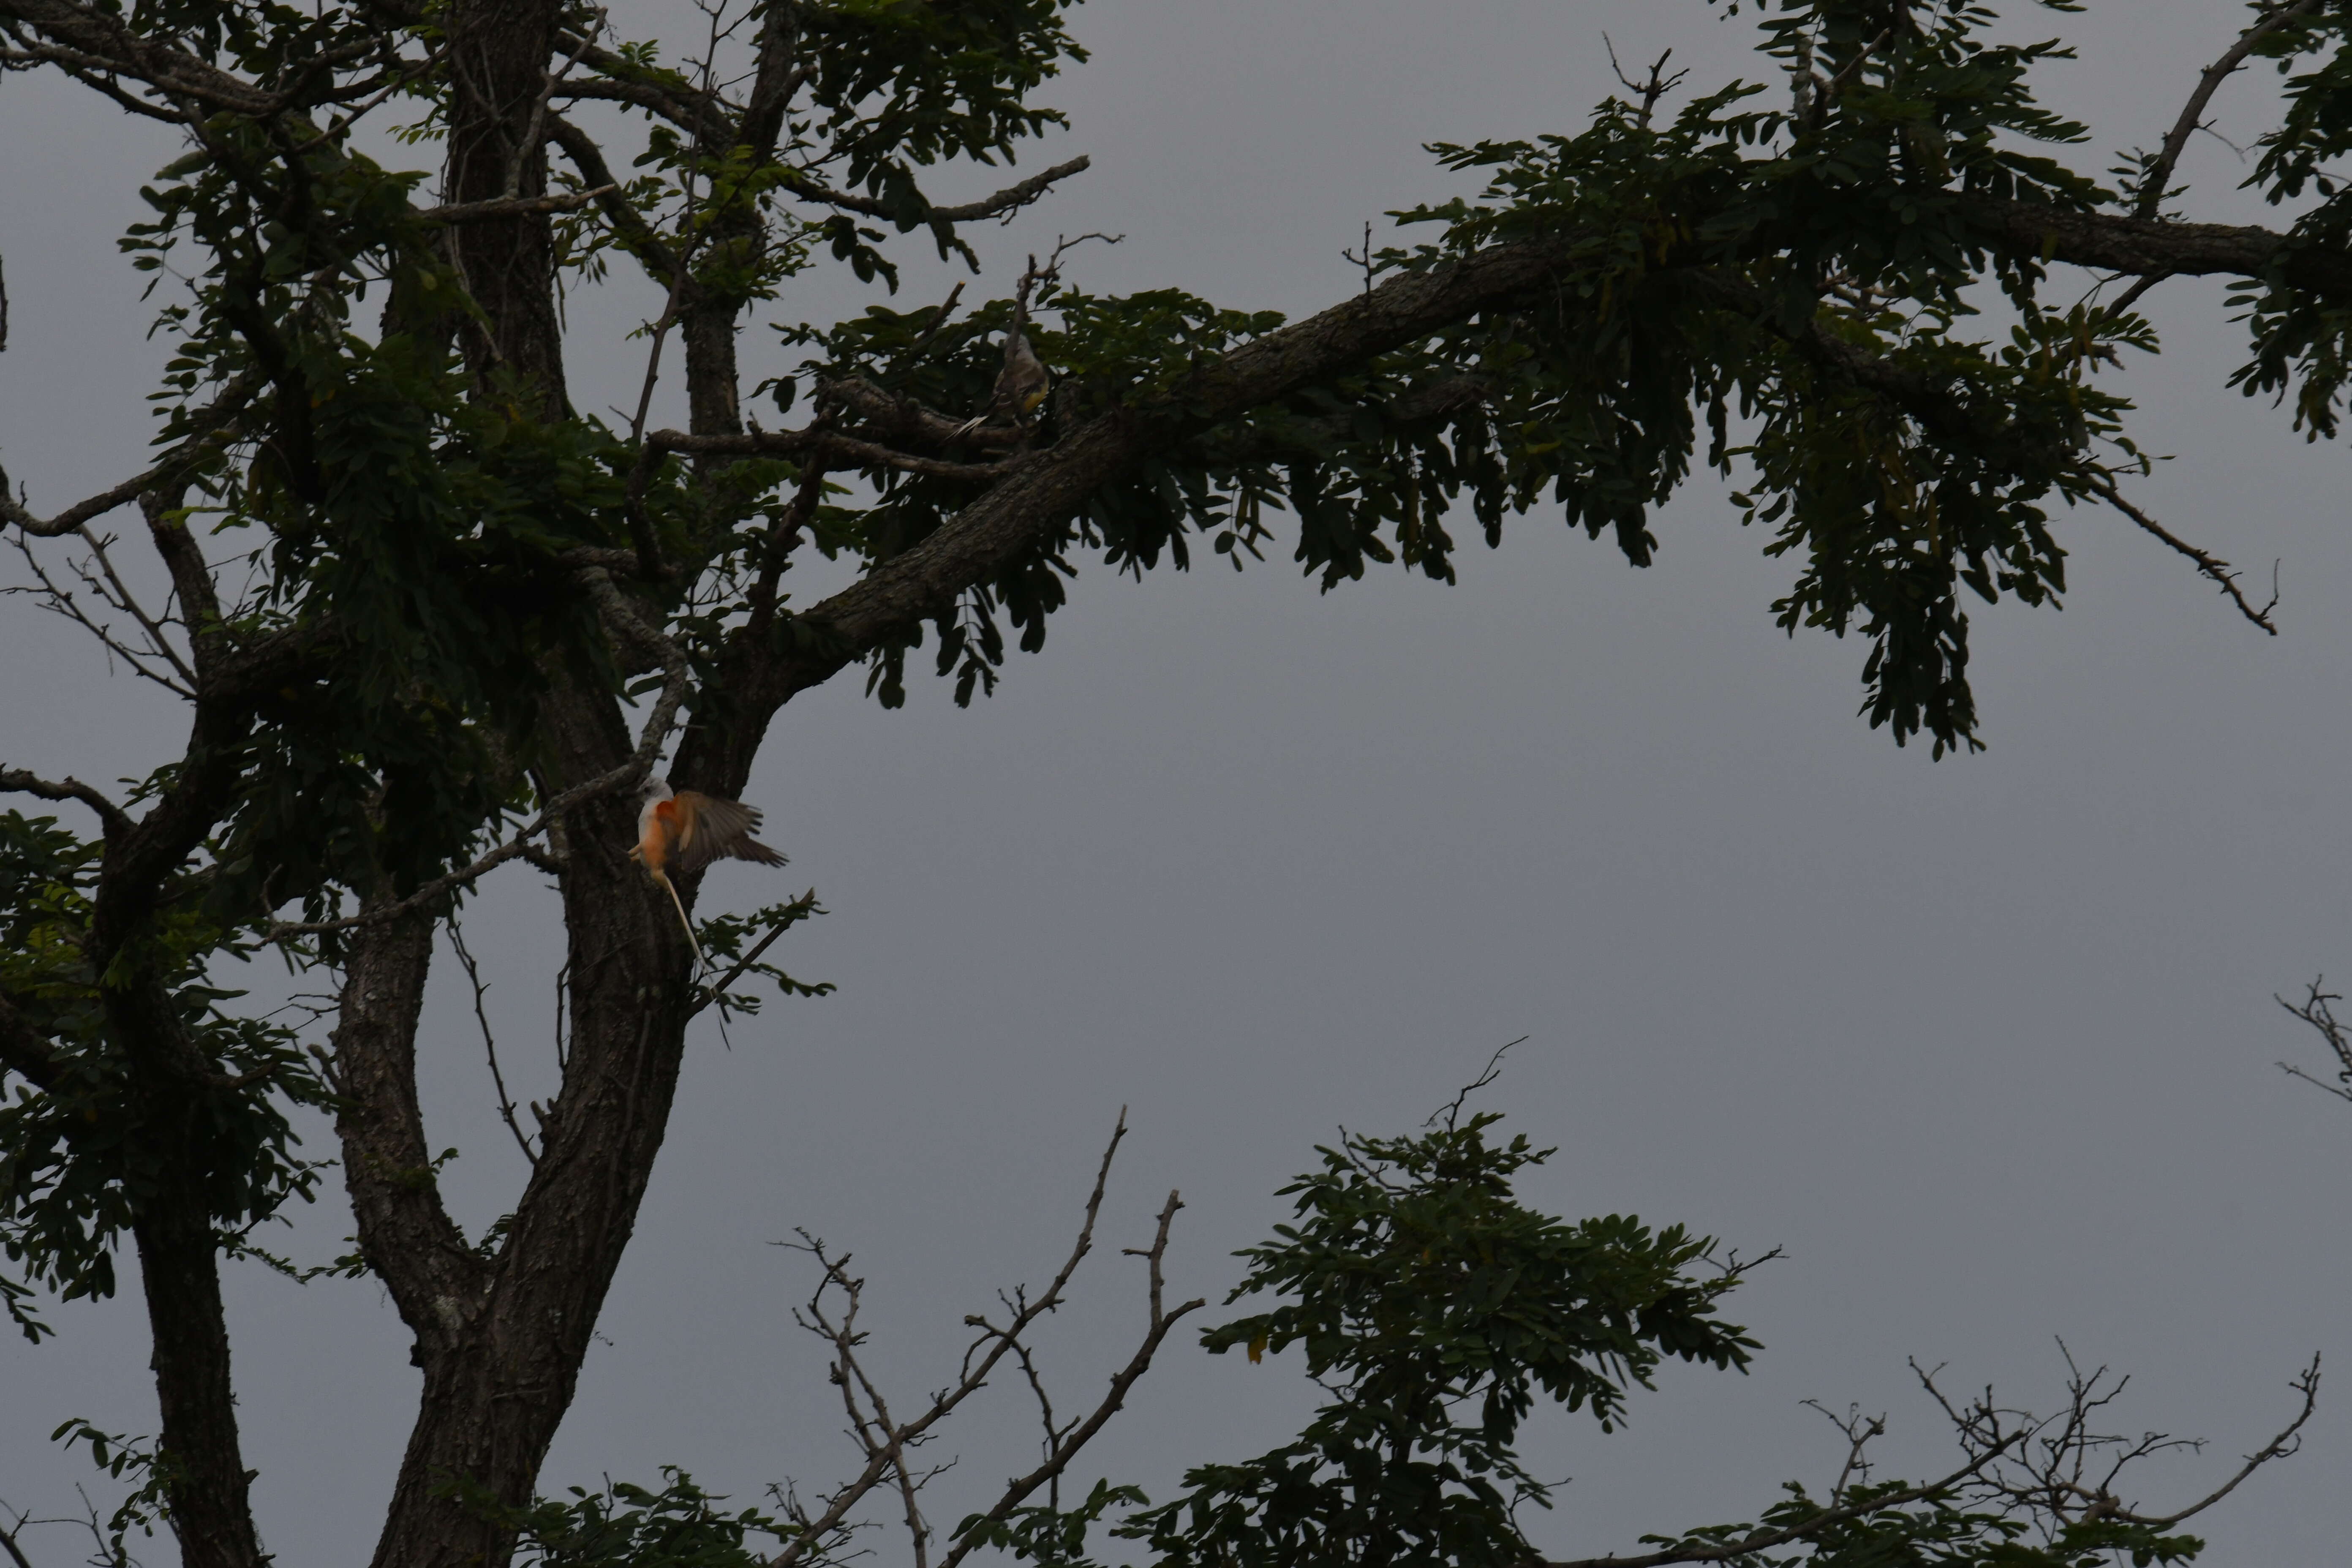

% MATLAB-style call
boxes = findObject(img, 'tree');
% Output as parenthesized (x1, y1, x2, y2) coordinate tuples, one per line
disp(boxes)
(0, 0, 2340, 1563)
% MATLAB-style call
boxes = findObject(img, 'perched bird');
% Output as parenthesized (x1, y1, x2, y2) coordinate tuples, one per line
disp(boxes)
(955, 324, 1051, 437)
(630, 779, 786, 970)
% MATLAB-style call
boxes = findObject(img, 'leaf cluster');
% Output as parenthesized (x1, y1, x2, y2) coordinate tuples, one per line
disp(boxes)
(1118, 1114, 1756, 1568)
(0, 812, 332, 1341)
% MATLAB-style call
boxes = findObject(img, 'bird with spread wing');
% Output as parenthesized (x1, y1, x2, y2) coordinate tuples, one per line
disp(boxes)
(631, 779, 786, 971)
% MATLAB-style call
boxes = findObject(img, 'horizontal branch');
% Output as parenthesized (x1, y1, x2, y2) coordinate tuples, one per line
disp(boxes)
(553, 70, 730, 142)
(823, 377, 1021, 453)
(1, 370, 261, 537)
(1963, 196, 2352, 299)
(0, 0, 288, 114)
(414, 184, 615, 225)
(789, 156, 1090, 226)
(647, 425, 1014, 483)
(0, 765, 131, 836)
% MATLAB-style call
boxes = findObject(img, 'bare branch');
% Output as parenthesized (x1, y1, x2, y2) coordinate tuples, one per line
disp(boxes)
(414, 185, 617, 226)
(73, 524, 198, 688)
(2136, 1354, 2321, 1527)
(0, 766, 131, 836)
(822, 376, 1024, 455)
(772, 1113, 1138, 1568)
(449, 915, 538, 1168)
(650, 425, 1016, 483)
(0, 369, 261, 538)
(788, 156, 1091, 227)
(2278, 978, 2352, 1105)
(2136, 0, 2324, 220)
(509, 8, 604, 201)
(1603, 36, 1689, 128)
(2086, 474, 2279, 633)
(5, 532, 196, 699)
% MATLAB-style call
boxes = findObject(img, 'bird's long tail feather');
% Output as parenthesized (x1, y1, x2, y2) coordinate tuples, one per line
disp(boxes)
(657, 873, 705, 973)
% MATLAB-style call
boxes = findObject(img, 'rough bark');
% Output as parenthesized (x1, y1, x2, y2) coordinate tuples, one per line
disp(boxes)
(363, 676, 696, 1568)
(129, 1194, 266, 1568)
(440, 0, 570, 416)
(332, 907, 490, 1359)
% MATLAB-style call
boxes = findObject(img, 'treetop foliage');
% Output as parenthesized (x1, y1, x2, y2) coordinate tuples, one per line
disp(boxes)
(0, 0, 2341, 1562)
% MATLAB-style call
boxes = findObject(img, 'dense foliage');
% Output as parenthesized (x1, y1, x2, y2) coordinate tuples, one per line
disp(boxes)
(1, 0, 2340, 1563)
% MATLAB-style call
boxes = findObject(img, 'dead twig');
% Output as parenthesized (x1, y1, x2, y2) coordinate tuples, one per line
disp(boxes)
(449, 915, 538, 1167)
(772, 1111, 1200, 1568)
(2277, 978, 2352, 1104)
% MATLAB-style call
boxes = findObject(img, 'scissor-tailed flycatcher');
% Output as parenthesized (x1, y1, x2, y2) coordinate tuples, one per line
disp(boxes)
(631, 779, 786, 970)
(955, 324, 1050, 437)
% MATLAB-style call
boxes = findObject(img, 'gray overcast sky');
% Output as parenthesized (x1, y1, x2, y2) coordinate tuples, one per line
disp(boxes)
(5, 3, 2352, 1563)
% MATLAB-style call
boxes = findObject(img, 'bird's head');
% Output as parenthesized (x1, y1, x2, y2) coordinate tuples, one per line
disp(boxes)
(638, 776, 675, 805)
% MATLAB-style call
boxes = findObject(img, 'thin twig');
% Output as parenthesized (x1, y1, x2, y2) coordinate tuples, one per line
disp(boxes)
(5, 534, 196, 699)
(509, 8, 606, 201)
(2138, 1355, 2321, 1527)
(2277, 977, 2352, 1103)
(1428, 1036, 1527, 1131)
(449, 916, 538, 1167)
(771, 1113, 1139, 1568)
(688, 901, 811, 1015)
(74, 524, 198, 688)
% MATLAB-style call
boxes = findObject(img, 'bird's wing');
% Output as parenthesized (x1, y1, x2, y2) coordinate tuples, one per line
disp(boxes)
(672, 792, 768, 875)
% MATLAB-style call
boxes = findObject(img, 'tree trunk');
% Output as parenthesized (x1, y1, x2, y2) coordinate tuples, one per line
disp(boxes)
(362, 676, 700, 1568)
(129, 1166, 267, 1568)
(441, 0, 570, 417)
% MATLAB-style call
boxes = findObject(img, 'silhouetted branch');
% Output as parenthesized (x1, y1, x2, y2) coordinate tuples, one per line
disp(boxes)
(0, 766, 131, 836)
(2135, 0, 2323, 220)
(2277, 978, 2352, 1104)
(773, 1111, 1198, 1568)
(2086, 475, 2278, 634)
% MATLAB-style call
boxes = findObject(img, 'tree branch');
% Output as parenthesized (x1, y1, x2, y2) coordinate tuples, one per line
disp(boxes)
(772, 1113, 1140, 1568)
(787, 156, 1091, 226)
(2084, 474, 2278, 633)
(0, 370, 261, 537)
(2136, 1354, 2320, 1527)
(936, 1188, 1205, 1568)
(2135, 0, 2323, 220)
(0, 767, 131, 836)
(414, 184, 615, 225)
(648, 425, 1016, 483)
